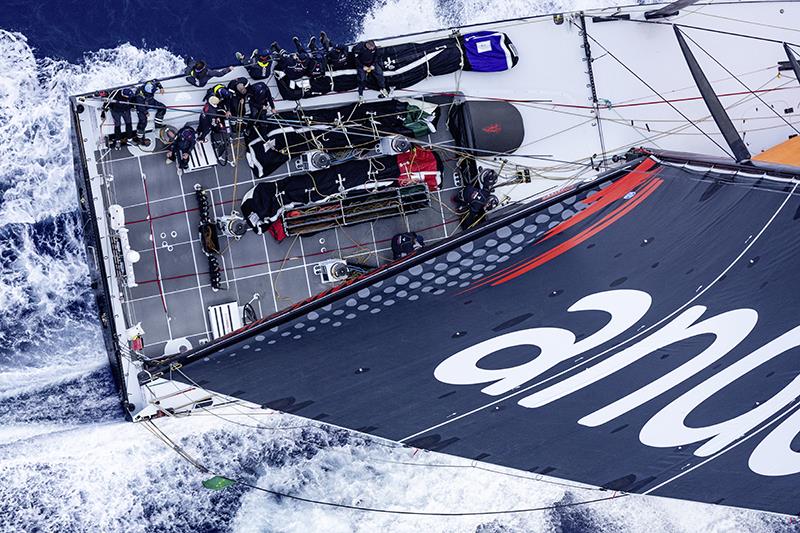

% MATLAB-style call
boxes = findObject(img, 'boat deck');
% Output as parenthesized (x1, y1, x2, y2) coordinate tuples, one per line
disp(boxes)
(96, 111, 462, 359)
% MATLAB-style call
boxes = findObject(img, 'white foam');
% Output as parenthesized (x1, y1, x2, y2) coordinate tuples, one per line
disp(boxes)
(355, 0, 637, 40)
(0, 2, 791, 531)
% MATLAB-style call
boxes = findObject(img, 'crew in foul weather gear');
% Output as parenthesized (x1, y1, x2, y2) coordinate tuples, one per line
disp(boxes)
(184, 59, 233, 88)
(455, 168, 499, 229)
(292, 35, 327, 78)
(133, 80, 166, 147)
(391, 232, 424, 259)
(165, 125, 197, 170)
(235, 48, 274, 80)
(226, 77, 252, 122)
(271, 41, 308, 81)
(247, 81, 276, 119)
(353, 40, 387, 98)
(204, 83, 233, 112)
(319, 31, 350, 70)
(100, 87, 134, 149)
(197, 96, 233, 166)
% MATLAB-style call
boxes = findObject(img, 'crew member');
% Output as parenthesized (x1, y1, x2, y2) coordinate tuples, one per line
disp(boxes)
(247, 81, 276, 119)
(454, 168, 499, 229)
(320, 31, 350, 70)
(197, 96, 233, 166)
(353, 40, 387, 100)
(226, 77, 251, 121)
(184, 59, 233, 87)
(292, 36, 327, 78)
(204, 83, 233, 113)
(391, 232, 424, 259)
(166, 125, 197, 170)
(133, 79, 166, 147)
(100, 87, 134, 149)
(235, 48, 273, 80)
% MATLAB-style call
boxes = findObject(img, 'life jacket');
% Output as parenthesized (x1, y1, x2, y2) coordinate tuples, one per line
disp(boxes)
(211, 84, 226, 98)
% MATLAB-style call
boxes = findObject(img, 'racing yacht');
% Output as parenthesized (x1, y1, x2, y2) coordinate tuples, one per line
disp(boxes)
(70, 0, 800, 515)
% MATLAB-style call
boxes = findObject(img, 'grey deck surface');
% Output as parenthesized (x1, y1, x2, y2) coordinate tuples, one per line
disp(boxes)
(96, 117, 461, 358)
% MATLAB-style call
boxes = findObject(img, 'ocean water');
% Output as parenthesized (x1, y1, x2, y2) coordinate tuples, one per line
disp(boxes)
(0, 1, 794, 531)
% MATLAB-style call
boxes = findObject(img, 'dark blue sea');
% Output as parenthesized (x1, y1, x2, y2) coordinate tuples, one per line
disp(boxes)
(0, 1, 790, 531)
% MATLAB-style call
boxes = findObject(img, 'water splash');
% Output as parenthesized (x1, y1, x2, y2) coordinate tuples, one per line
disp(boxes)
(0, 4, 793, 532)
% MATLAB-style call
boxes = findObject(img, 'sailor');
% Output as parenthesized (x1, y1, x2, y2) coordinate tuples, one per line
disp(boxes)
(271, 41, 308, 81)
(391, 232, 424, 260)
(133, 79, 166, 147)
(100, 87, 134, 149)
(234, 48, 274, 80)
(204, 83, 234, 113)
(353, 40, 388, 100)
(247, 81, 277, 120)
(197, 96, 233, 166)
(454, 168, 499, 229)
(319, 31, 350, 70)
(184, 59, 233, 88)
(292, 35, 327, 78)
(166, 125, 197, 170)
(226, 77, 252, 121)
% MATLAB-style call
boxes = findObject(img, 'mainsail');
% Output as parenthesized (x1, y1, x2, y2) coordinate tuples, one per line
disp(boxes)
(156, 152, 800, 515)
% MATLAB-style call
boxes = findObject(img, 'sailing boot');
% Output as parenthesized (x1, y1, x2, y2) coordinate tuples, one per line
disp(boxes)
(270, 41, 282, 56)
(292, 36, 303, 54)
(320, 31, 331, 50)
(307, 36, 318, 52)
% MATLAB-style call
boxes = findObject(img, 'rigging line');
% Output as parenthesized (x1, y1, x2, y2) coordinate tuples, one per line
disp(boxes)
(142, 418, 628, 517)
(583, 31, 735, 160)
(229, 98, 247, 217)
(88, 96, 594, 169)
(680, 30, 800, 136)
(628, 18, 800, 48)
(683, 7, 800, 35)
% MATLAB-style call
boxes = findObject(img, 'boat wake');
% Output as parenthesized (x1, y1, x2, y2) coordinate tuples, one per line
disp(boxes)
(0, 3, 793, 531)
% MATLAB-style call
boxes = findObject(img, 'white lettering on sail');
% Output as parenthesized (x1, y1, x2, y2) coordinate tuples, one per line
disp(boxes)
(433, 289, 651, 396)
(639, 324, 800, 457)
(433, 288, 800, 476)
(519, 306, 757, 417)
(749, 404, 800, 476)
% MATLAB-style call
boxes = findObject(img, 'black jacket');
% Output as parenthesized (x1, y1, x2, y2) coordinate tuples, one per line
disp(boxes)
(197, 103, 227, 140)
(169, 126, 197, 157)
(245, 59, 273, 80)
(247, 82, 275, 116)
(353, 43, 382, 68)
(102, 90, 132, 114)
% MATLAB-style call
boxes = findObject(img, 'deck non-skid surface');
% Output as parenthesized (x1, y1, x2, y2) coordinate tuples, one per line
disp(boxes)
(99, 126, 461, 358)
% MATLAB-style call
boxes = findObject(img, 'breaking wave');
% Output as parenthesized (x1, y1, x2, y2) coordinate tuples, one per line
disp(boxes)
(0, 4, 793, 532)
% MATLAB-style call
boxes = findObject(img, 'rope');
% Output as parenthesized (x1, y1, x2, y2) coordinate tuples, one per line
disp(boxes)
(583, 31, 735, 160)
(229, 98, 247, 217)
(140, 414, 629, 517)
(680, 29, 800, 136)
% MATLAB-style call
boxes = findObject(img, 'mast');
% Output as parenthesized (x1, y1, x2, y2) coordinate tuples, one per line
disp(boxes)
(784, 43, 800, 87)
(579, 13, 608, 170)
(674, 26, 751, 163)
